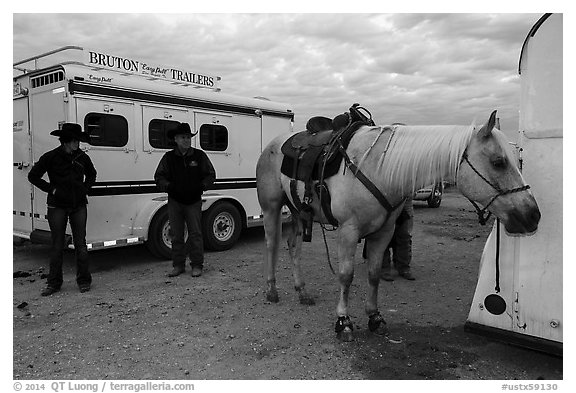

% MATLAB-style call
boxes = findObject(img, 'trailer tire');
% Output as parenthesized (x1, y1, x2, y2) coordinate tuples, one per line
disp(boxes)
(427, 183, 443, 208)
(146, 207, 172, 260)
(202, 201, 242, 251)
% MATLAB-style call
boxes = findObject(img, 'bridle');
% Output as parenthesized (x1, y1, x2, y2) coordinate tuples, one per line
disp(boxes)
(460, 136, 532, 314)
(460, 149, 531, 225)
(460, 149, 530, 314)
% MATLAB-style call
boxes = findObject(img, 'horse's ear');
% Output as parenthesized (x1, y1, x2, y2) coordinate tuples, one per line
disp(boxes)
(477, 110, 497, 138)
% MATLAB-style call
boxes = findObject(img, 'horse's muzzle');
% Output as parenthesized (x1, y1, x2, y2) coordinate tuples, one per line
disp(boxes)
(504, 205, 541, 234)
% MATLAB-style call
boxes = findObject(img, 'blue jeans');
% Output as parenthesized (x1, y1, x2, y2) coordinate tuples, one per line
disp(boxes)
(383, 199, 414, 273)
(46, 205, 91, 289)
(167, 198, 203, 269)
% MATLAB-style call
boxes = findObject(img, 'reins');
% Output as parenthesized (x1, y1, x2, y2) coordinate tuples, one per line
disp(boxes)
(316, 106, 405, 275)
(320, 225, 336, 275)
(337, 141, 405, 214)
(320, 126, 401, 276)
(460, 150, 531, 225)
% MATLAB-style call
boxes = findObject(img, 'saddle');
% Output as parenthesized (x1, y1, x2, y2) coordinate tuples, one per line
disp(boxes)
(281, 104, 374, 182)
(280, 104, 375, 241)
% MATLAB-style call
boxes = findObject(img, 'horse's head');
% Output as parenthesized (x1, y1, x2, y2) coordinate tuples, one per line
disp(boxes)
(456, 111, 541, 234)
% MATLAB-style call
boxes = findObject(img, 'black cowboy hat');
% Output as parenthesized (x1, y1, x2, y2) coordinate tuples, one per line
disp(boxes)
(167, 122, 196, 139)
(50, 123, 91, 142)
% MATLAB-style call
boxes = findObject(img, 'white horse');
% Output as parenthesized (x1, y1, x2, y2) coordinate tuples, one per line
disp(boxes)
(256, 111, 540, 340)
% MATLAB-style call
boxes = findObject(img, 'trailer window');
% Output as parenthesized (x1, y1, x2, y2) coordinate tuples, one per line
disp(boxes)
(84, 113, 128, 147)
(199, 124, 228, 151)
(149, 119, 178, 149)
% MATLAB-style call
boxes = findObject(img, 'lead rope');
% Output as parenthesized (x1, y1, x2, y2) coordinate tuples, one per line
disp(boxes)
(321, 224, 336, 275)
(316, 113, 352, 276)
(495, 218, 501, 292)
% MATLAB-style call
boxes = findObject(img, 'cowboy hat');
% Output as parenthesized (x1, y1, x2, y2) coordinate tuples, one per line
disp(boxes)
(167, 122, 196, 139)
(50, 123, 91, 142)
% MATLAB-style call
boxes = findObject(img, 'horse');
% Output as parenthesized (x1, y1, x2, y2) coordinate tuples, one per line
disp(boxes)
(255, 110, 541, 341)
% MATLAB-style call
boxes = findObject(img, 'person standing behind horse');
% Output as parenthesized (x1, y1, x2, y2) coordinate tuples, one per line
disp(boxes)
(154, 122, 216, 278)
(28, 123, 97, 296)
(362, 199, 416, 281)
(381, 199, 415, 281)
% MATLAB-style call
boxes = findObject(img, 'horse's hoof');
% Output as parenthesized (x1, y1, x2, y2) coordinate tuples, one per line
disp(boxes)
(299, 294, 315, 305)
(337, 327, 354, 342)
(266, 290, 279, 303)
(371, 323, 388, 336)
(368, 312, 387, 335)
(335, 316, 353, 341)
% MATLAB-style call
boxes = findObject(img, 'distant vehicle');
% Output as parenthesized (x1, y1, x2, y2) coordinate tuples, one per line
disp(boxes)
(413, 183, 443, 208)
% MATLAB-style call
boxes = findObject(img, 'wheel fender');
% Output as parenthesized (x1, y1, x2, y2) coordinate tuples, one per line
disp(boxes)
(131, 197, 168, 240)
(202, 193, 246, 225)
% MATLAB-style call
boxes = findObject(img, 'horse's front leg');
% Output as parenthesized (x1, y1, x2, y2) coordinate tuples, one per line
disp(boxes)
(364, 223, 395, 336)
(287, 215, 315, 305)
(335, 224, 360, 341)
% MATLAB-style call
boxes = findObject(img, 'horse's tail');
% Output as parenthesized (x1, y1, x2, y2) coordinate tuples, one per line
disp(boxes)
(256, 134, 291, 211)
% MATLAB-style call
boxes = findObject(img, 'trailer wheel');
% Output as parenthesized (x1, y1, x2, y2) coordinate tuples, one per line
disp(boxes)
(202, 202, 242, 251)
(146, 207, 173, 260)
(427, 183, 443, 208)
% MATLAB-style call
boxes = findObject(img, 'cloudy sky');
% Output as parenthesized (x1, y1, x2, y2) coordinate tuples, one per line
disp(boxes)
(13, 12, 546, 140)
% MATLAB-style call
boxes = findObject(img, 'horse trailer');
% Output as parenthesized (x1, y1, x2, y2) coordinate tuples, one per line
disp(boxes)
(13, 46, 293, 258)
(465, 14, 562, 355)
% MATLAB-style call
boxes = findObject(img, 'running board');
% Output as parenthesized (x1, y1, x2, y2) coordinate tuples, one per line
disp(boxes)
(464, 321, 562, 357)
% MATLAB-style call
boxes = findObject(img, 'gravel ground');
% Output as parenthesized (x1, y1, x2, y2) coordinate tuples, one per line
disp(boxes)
(12, 190, 562, 381)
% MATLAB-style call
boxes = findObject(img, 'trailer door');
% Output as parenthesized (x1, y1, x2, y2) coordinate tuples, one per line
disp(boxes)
(142, 104, 190, 154)
(13, 94, 33, 236)
(30, 84, 68, 233)
(194, 111, 261, 179)
(75, 97, 136, 181)
(194, 112, 234, 176)
(74, 97, 136, 242)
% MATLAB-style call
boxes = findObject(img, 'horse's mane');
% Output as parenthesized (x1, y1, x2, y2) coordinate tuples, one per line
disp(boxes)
(359, 124, 477, 196)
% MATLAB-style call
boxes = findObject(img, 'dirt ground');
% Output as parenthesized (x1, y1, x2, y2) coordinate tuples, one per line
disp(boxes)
(12, 189, 562, 380)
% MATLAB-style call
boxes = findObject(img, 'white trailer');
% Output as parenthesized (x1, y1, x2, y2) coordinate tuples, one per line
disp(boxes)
(13, 46, 293, 258)
(465, 14, 562, 355)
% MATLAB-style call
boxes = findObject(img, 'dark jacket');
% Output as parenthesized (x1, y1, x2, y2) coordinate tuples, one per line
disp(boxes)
(28, 146, 97, 208)
(154, 148, 216, 205)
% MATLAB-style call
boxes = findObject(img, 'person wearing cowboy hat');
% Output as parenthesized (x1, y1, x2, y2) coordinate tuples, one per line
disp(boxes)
(154, 122, 216, 277)
(28, 123, 97, 296)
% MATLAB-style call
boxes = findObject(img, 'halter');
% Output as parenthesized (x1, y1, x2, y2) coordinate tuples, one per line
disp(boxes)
(460, 150, 531, 225)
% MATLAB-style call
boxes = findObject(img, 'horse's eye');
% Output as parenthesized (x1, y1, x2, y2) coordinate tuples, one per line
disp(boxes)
(492, 157, 507, 169)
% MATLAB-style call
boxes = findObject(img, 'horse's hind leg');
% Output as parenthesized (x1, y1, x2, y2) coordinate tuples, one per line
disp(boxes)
(287, 215, 315, 305)
(262, 204, 282, 303)
(257, 144, 286, 304)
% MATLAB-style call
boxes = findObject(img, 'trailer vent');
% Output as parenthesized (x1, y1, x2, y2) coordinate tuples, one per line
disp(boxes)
(31, 71, 65, 89)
